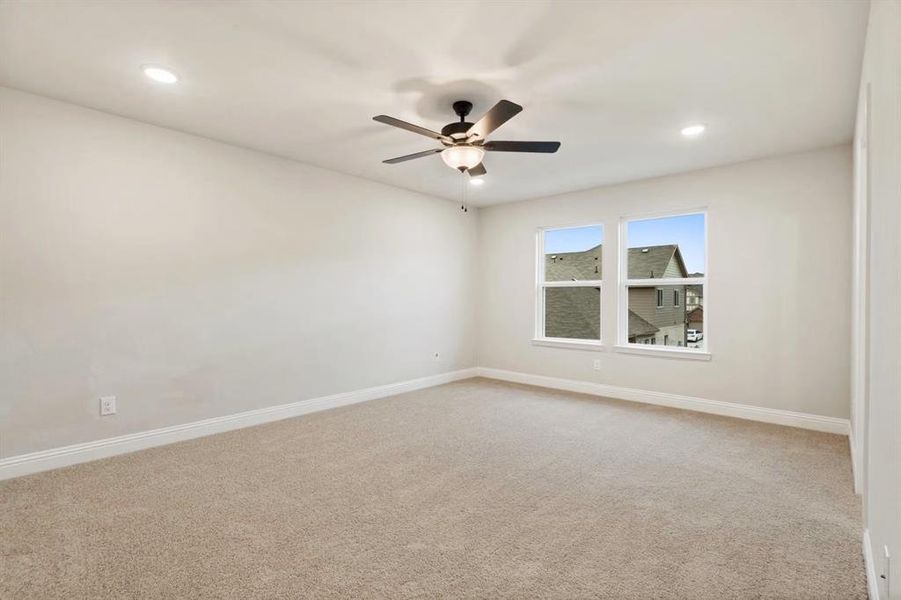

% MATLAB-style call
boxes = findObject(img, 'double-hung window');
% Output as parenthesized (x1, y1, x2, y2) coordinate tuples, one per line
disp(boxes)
(619, 211, 707, 353)
(535, 225, 603, 345)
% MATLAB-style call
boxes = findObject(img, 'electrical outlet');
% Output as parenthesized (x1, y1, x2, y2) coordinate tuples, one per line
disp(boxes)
(99, 396, 117, 416)
(593, 359, 601, 371)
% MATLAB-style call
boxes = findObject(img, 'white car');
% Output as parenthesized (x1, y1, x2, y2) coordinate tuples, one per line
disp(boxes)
(687, 329, 703, 343)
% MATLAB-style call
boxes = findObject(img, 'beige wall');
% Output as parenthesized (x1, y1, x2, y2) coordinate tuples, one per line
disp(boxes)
(0, 86, 858, 470)
(477, 145, 852, 419)
(0, 87, 478, 458)
(854, 2, 901, 597)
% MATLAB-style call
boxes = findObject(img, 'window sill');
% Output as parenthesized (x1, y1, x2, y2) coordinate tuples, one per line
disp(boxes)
(531, 338, 606, 351)
(613, 344, 711, 361)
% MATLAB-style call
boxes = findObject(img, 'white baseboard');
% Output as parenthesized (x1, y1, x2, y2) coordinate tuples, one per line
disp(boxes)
(476, 367, 850, 435)
(1, 366, 851, 481)
(864, 529, 881, 600)
(0, 368, 478, 481)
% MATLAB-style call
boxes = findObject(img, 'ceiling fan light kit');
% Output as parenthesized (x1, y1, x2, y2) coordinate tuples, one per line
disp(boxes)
(373, 98, 561, 178)
(441, 145, 485, 171)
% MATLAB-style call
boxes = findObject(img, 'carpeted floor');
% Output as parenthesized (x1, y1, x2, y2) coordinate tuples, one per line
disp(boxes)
(1, 378, 866, 599)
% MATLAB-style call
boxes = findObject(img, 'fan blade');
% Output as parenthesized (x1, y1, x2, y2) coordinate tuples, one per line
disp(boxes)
(382, 148, 442, 164)
(468, 163, 487, 177)
(466, 100, 523, 139)
(484, 141, 561, 153)
(373, 115, 452, 143)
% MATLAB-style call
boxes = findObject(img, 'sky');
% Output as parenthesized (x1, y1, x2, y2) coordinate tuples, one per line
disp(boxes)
(544, 225, 603, 255)
(544, 213, 705, 274)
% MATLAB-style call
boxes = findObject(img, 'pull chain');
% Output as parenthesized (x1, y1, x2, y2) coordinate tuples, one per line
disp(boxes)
(460, 169, 469, 213)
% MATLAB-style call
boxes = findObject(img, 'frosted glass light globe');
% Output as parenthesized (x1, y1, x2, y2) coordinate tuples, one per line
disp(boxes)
(441, 145, 485, 170)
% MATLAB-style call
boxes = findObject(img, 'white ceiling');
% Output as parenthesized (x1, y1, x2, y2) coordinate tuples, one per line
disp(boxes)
(0, 1, 868, 207)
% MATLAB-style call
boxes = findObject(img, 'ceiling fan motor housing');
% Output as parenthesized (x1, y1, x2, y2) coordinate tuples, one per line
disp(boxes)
(442, 100, 475, 141)
(441, 121, 474, 140)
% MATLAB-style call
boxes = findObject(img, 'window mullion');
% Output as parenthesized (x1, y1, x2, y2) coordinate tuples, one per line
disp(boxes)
(542, 280, 603, 288)
(627, 278, 706, 286)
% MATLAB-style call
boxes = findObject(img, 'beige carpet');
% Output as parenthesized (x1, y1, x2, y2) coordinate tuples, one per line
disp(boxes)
(1, 378, 865, 599)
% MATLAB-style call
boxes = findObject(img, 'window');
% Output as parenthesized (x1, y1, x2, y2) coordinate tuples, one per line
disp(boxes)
(620, 212, 706, 352)
(536, 225, 603, 344)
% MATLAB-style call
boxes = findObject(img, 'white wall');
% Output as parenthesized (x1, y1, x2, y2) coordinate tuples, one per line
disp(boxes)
(0, 87, 478, 458)
(0, 85, 859, 465)
(855, 2, 901, 597)
(477, 145, 852, 420)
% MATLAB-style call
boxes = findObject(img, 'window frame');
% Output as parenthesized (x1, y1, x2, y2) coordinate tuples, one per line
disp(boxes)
(533, 224, 605, 350)
(616, 208, 710, 360)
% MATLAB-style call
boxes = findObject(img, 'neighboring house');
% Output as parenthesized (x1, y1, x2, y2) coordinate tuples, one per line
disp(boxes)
(685, 282, 703, 311)
(626, 245, 688, 346)
(544, 244, 699, 346)
(687, 307, 704, 333)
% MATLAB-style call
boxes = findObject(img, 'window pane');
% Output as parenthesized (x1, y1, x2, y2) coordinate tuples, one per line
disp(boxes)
(544, 225, 603, 281)
(627, 214, 705, 279)
(628, 284, 703, 348)
(544, 286, 600, 340)
(685, 285, 705, 349)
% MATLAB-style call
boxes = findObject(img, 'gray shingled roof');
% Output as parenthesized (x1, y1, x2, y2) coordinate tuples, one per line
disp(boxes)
(627, 245, 688, 279)
(544, 244, 693, 281)
(628, 309, 659, 337)
(544, 286, 600, 340)
(545, 244, 602, 281)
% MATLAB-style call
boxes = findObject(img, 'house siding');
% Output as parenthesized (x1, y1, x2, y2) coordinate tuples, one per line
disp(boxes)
(629, 287, 657, 322)
(629, 285, 686, 345)
(685, 284, 703, 310)
(663, 260, 683, 278)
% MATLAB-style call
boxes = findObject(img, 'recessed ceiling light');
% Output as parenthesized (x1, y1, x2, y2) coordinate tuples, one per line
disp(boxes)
(681, 124, 706, 137)
(142, 65, 178, 84)
(469, 177, 484, 186)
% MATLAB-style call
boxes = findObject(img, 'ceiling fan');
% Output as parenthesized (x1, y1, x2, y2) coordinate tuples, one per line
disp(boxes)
(373, 100, 560, 177)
